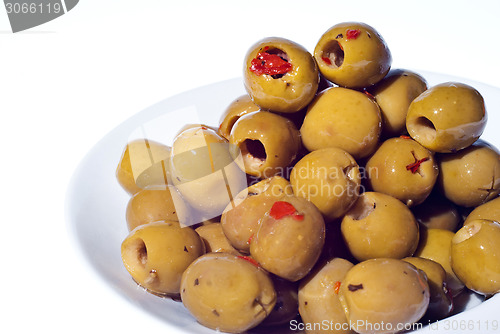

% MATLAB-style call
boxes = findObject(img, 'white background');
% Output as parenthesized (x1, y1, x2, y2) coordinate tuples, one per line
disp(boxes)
(1, 1, 500, 333)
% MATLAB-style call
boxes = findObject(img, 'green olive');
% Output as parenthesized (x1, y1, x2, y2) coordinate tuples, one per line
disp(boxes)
(338, 258, 429, 334)
(414, 228, 464, 296)
(250, 196, 325, 281)
(437, 141, 500, 207)
(229, 111, 301, 178)
(464, 196, 500, 225)
(451, 219, 500, 295)
(300, 87, 382, 159)
(368, 69, 428, 137)
(298, 258, 354, 334)
(341, 192, 420, 261)
(365, 136, 438, 206)
(314, 22, 392, 88)
(170, 125, 247, 221)
(116, 139, 171, 195)
(180, 252, 276, 333)
(290, 147, 361, 221)
(221, 176, 293, 253)
(195, 223, 240, 255)
(243, 37, 319, 113)
(406, 82, 487, 153)
(125, 186, 191, 231)
(412, 192, 461, 231)
(218, 95, 260, 140)
(121, 221, 205, 296)
(403, 257, 453, 321)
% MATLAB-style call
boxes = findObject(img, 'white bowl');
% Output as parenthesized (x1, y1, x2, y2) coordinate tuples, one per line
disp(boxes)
(66, 72, 500, 334)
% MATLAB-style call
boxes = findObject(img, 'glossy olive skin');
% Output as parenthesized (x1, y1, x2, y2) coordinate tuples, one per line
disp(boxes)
(121, 221, 205, 296)
(290, 147, 361, 221)
(218, 95, 260, 140)
(250, 196, 325, 281)
(244, 37, 319, 113)
(116, 139, 171, 195)
(341, 192, 419, 261)
(406, 82, 487, 153)
(221, 176, 293, 253)
(125, 186, 190, 231)
(366, 136, 438, 206)
(298, 258, 355, 334)
(438, 141, 500, 207)
(195, 223, 240, 255)
(464, 196, 500, 225)
(314, 22, 392, 88)
(412, 192, 461, 231)
(414, 228, 464, 296)
(180, 253, 276, 333)
(338, 258, 429, 334)
(229, 111, 301, 178)
(261, 276, 299, 326)
(300, 87, 382, 159)
(451, 219, 500, 295)
(170, 125, 247, 221)
(368, 69, 428, 137)
(403, 257, 453, 321)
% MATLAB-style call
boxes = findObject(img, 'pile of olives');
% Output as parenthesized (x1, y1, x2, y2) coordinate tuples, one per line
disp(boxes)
(116, 22, 500, 334)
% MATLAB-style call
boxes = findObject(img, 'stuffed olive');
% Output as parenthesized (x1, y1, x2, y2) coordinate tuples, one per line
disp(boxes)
(314, 22, 392, 88)
(250, 196, 325, 281)
(244, 37, 319, 113)
(180, 253, 276, 333)
(366, 136, 438, 206)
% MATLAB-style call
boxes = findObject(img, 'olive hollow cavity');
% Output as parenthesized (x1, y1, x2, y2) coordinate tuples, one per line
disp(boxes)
(240, 139, 267, 166)
(124, 238, 148, 268)
(321, 40, 344, 68)
(411, 116, 437, 142)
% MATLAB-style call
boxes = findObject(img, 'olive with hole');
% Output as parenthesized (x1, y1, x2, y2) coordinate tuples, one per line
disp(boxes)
(290, 147, 361, 221)
(368, 69, 428, 137)
(406, 82, 487, 153)
(403, 257, 453, 321)
(464, 196, 500, 225)
(341, 192, 420, 261)
(116, 139, 172, 195)
(338, 258, 429, 334)
(121, 221, 205, 296)
(195, 223, 240, 255)
(314, 22, 392, 88)
(412, 192, 461, 231)
(229, 110, 301, 178)
(250, 196, 325, 281)
(300, 86, 382, 159)
(180, 252, 276, 333)
(298, 258, 354, 334)
(221, 176, 293, 253)
(437, 140, 500, 207)
(170, 125, 247, 221)
(218, 94, 260, 140)
(414, 228, 464, 296)
(244, 37, 319, 113)
(451, 219, 500, 295)
(365, 136, 438, 207)
(125, 185, 191, 231)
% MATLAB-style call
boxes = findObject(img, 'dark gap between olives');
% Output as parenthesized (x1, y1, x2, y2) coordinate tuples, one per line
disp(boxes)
(322, 40, 344, 68)
(414, 117, 437, 142)
(240, 139, 267, 165)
